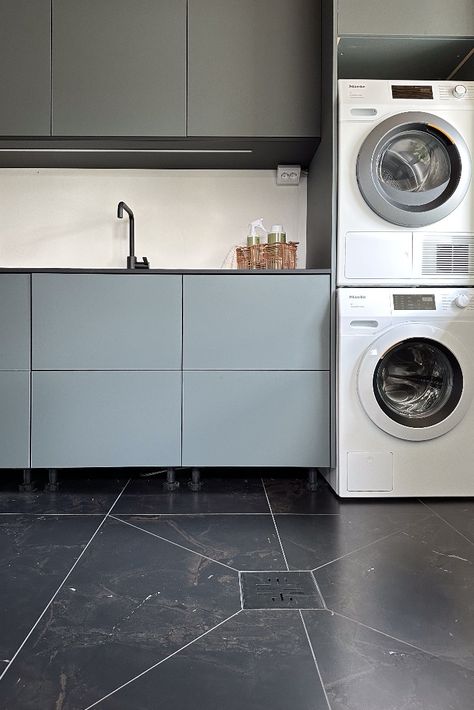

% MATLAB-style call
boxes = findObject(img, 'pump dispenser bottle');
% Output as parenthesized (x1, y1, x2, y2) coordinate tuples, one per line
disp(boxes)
(247, 218, 268, 246)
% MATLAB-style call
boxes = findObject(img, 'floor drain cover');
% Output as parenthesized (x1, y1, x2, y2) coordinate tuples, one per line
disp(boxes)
(240, 571, 323, 610)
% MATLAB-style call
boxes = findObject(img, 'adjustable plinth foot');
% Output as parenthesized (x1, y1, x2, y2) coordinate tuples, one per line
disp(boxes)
(163, 467, 179, 492)
(19, 469, 35, 492)
(45, 468, 59, 492)
(188, 467, 203, 492)
(307, 468, 319, 492)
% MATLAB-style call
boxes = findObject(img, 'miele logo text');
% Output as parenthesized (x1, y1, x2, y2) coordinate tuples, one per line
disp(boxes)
(349, 295, 366, 299)
(349, 84, 365, 88)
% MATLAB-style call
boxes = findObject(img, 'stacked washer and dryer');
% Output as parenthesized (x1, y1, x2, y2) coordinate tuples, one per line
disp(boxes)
(327, 79, 474, 497)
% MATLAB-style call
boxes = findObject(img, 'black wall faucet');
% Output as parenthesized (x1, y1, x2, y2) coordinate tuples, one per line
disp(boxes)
(117, 201, 150, 270)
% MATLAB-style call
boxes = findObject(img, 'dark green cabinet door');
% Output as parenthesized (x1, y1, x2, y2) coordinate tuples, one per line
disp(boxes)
(338, 0, 474, 36)
(188, 0, 321, 137)
(0, 0, 51, 136)
(52, 0, 186, 136)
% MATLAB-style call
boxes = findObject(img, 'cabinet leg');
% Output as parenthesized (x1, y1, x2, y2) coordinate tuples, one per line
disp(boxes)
(163, 467, 179, 492)
(19, 468, 35, 492)
(45, 468, 59, 492)
(188, 467, 203, 492)
(307, 468, 318, 492)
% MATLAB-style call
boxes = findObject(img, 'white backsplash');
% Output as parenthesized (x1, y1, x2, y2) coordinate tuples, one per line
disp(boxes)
(0, 168, 307, 269)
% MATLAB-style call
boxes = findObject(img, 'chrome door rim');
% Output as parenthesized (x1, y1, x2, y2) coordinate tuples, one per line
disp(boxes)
(357, 111, 471, 228)
(357, 323, 472, 441)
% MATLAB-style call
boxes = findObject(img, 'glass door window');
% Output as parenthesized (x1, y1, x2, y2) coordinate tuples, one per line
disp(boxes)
(357, 112, 471, 228)
(373, 338, 463, 428)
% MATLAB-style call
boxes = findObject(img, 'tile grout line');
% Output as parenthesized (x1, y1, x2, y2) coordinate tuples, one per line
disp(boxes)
(261, 478, 290, 572)
(0, 513, 106, 517)
(311, 512, 435, 573)
(238, 571, 244, 610)
(95, 512, 342, 517)
(309, 571, 328, 610)
(83, 609, 243, 710)
(328, 610, 447, 659)
(299, 610, 332, 710)
(0, 478, 131, 682)
(109, 515, 240, 572)
(419, 499, 474, 547)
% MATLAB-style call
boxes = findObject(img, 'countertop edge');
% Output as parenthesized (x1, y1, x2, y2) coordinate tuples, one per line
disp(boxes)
(0, 268, 331, 275)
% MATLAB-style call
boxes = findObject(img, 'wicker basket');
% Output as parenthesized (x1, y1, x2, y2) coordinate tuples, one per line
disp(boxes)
(236, 242, 298, 270)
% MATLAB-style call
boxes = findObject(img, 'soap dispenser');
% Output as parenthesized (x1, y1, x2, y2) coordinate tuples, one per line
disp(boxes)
(267, 224, 287, 244)
(247, 218, 267, 246)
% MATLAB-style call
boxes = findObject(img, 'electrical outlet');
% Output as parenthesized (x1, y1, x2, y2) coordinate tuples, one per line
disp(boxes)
(276, 164, 301, 185)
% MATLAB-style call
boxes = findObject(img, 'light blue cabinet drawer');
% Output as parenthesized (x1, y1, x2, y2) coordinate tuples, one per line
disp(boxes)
(0, 275, 30, 371)
(0, 371, 30, 468)
(31, 371, 181, 468)
(182, 371, 329, 467)
(183, 275, 330, 370)
(32, 275, 182, 370)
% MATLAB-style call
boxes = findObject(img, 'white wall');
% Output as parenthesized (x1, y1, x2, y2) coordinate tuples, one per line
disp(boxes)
(0, 169, 307, 269)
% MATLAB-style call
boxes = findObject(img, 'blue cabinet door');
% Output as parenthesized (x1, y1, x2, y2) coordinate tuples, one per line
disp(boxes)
(32, 275, 182, 370)
(0, 275, 30, 371)
(0, 372, 30, 468)
(182, 371, 329, 467)
(183, 275, 330, 370)
(31, 371, 181, 468)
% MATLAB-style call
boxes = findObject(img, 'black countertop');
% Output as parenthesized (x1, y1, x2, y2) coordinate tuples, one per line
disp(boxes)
(0, 268, 330, 275)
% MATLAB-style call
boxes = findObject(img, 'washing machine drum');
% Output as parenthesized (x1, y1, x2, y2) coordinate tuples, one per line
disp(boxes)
(357, 111, 471, 228)
(357, 324, 472, 441)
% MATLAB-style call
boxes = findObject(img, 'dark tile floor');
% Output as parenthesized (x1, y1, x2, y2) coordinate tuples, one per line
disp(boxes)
(0, 468, 473, 709)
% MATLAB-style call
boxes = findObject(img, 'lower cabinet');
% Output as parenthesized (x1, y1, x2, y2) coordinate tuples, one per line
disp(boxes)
(31, 371, 181, 468)
(182, 371, 329, 467)
(0, 371, 30, 468)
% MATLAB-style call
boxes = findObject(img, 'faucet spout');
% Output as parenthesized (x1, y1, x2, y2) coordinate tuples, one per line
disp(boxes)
(117, 201, 135, 267)
(117, 202, 149, 270)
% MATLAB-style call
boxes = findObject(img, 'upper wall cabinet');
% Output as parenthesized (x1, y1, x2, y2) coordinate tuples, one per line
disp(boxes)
(188, 0, 321, 137)
(52, 0, 186, 136)
(338, 0, 474, 37)
(0, 0, 51, 136)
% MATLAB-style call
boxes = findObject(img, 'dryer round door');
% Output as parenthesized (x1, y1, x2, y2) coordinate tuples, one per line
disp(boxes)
(357, 111, 471, 228)
(357, 323, 472, 441)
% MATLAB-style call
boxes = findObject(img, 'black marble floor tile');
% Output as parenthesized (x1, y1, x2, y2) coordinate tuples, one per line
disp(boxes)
(421, 498, 474, 544)
(275, 500, 429, 570)
(0, 470, 127, 514)
(263, 473, 341, 514)
(113, 514, 286, 571)
(94, 610, 329, 710)
(0, 515, 100, 669)
(114, 471, 269, 514)
(0, 516, 241, 710)
(315, 515, 474, 671)
(303, 609, 474, 710)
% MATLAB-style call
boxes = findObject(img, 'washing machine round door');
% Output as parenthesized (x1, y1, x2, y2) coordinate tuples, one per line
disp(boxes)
(357, 323, 472, 441)
(357, 111, 471, 228)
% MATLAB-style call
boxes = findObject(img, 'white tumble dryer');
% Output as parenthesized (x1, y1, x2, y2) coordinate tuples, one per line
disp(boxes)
(337, 79, 474, 286)
(325, 287, 474, 497)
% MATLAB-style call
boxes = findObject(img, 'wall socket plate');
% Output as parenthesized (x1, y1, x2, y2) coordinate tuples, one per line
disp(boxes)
(276, 164, 301, 185)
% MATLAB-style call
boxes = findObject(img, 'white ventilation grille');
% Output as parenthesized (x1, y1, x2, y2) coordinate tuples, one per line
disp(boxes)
(422, 236, 474, 276)
(438, 84, 474, 101)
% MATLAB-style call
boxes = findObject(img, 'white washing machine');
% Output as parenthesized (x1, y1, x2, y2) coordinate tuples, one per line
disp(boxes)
(326, 287, 474, 497)
(337, 79, 474, 286)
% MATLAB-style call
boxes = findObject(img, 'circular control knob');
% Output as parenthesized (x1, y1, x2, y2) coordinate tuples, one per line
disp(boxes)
(453, 85, 467, 98)
(455, 293, 470, 308)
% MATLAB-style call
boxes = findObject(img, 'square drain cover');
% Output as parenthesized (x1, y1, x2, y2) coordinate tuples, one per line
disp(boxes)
(241, 571, 323, 610)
